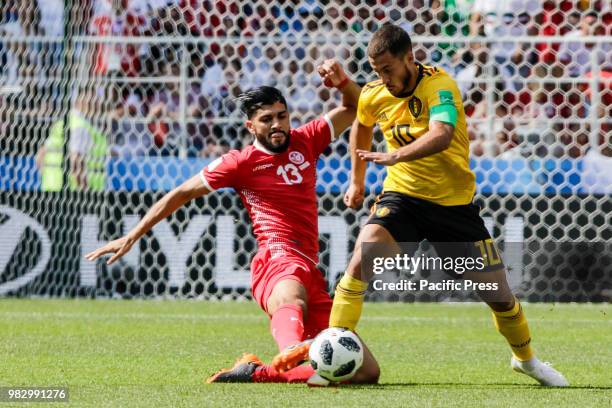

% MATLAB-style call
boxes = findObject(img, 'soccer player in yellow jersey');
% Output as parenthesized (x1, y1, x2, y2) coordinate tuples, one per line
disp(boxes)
(273, 23, 569, 387)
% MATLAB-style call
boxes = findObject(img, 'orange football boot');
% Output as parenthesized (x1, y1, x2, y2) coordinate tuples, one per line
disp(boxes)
(271, 339, 313, 373)
(205, 353, 263, 383)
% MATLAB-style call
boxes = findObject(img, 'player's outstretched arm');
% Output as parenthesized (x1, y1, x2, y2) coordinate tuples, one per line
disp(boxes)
(317, 59, 361, 136)
(85, 174, 210, 264)
(357, 120, 453, 166)
(344, 119, 374, 209)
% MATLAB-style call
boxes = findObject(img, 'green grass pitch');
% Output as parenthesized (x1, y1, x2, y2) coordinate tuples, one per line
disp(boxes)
(0, 299, 610, 407)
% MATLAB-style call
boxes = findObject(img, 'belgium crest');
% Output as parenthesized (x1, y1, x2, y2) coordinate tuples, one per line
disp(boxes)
(408, 97, 422, 118)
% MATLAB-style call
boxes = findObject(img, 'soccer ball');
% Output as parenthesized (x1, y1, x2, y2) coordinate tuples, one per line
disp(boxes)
(309, 327, 364, 382)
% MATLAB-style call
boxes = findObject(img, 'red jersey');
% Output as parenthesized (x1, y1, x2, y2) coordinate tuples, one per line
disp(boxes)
(201, 116, 334, 264)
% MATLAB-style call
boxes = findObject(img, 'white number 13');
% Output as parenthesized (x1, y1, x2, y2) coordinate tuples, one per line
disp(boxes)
(277, 164, 303, 185)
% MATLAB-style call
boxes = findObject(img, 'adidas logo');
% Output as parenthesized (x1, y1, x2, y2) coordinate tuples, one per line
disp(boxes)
(253, 163, 274, 172)
(378, 112, 388, 121)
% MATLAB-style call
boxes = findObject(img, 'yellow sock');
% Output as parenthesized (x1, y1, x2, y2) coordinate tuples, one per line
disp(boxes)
(492, 298, 534, 361)
(329, 274, 369, 331)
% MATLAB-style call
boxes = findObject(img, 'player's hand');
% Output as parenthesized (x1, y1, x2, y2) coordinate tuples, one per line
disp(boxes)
(344, 183, 365, 209)
(317, 59, 348, 88)
(356, 149, 399, 166)
(84, 236, 136, 265)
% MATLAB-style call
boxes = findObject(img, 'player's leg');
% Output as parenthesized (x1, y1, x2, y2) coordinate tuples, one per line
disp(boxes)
(427, 200, 568, 386)
(208, 277, 320, 383)
(206, 353, 264, 383)
(207, 352, 319, 384)
(208, 253, 316, 383)
(250, 338, 380, 385)
(349, 338, 380, 384)
(251, 251, 313, 352)
(328, 223, 397, 331)
(464, 264, 568, 386)
(271, 225, 399, 374)
(271, 193, 413, 376)
(266, 278, 308, 351)
(282, 195, 407, 380)
(464, 264, 532, 359)
(330, 192, 419, 331)
(305, 337, 380, 387)
(425, 201, 539, 363)
(306, 286, 380, 385)
(270, 268, 381, 384)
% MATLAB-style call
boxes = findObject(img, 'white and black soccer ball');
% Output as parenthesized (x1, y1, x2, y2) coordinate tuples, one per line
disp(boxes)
(309, 327, 364, 382)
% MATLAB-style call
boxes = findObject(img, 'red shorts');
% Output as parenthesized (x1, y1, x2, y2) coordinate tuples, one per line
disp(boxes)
(251, 248, 332, 340)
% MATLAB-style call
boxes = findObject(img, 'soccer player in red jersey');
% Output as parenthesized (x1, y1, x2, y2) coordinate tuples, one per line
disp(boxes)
(85, 59, 380, 385)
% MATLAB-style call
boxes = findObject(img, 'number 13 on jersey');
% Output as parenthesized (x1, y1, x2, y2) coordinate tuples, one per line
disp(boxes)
(276, 162, 310, 185)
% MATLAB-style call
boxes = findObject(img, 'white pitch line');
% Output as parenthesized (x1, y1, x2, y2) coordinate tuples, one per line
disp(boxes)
(0, 311, 609, 325)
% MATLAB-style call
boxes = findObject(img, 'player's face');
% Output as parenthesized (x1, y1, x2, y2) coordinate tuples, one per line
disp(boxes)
(369, 51, 414, 97)
(247, 101, 291, 153)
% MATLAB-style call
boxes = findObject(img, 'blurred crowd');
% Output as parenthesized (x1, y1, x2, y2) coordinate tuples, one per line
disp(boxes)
(0, 0, 611, 160)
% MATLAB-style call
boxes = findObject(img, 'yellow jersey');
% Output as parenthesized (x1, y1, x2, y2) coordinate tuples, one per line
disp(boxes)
(357, 63, 475, 206)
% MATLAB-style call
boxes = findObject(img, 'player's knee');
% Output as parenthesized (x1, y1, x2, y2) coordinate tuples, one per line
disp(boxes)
(353, 362, 380, 384)
(267, 279, 308, 314)
(346, 244, 374, 282)
(344, 257, 362, 280)
(269, 296, 307, 315)
(353, 225, 397, 282)
(290, 297, 307, 314)
(364, 364, 381, 384)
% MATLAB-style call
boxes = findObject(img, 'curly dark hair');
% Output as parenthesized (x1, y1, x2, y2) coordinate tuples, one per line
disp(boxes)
(367, 23, 413, 59)
(236, 86, 288, 118)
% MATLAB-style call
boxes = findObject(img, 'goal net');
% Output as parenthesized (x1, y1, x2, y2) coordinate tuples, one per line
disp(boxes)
(1, 0, 610, 301)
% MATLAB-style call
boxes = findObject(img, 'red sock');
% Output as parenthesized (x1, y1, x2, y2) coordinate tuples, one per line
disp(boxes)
(252, 364, 315, 383)
(270, 304, 304, 351)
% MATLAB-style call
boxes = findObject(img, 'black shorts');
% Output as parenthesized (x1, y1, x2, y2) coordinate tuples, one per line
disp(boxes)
(366, 192, 502, 275)
(367, 191, 491, 242)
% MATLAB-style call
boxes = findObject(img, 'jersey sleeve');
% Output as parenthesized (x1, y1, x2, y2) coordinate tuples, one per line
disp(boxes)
(426, 75, 460, 127)
(356, 90, 377, 127)
(294, 116, 334, 156)
(200, 150, 242, 191)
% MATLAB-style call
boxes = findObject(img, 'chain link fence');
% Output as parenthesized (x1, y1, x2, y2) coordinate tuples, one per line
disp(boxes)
(0, 0, 610, 301)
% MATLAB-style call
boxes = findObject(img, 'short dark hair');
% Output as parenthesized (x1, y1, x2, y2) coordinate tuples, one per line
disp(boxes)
(367, 23, 412, 58)
(236, 86, 288, 118)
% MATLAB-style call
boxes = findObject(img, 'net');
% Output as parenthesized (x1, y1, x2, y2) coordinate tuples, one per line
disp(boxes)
(0, 0, 610, 301)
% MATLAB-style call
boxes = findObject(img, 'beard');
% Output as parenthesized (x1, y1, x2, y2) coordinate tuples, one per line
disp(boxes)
(400, 71, 412, 93)
(390, 65, 414, 98)
(257, 130, 291, 153)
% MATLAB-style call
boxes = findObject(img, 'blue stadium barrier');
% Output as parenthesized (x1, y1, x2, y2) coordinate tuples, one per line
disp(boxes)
(0, 156, 41, 191)
(0, 155, 588, 194)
